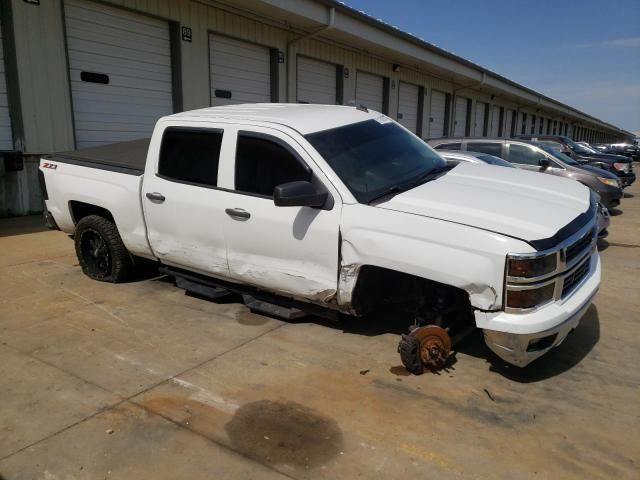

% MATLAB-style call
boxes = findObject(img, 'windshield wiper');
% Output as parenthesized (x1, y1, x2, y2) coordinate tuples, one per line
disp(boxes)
(367, 166, 449, 205)
(416, 166, 449, 183)
(367, 185, 403, 204)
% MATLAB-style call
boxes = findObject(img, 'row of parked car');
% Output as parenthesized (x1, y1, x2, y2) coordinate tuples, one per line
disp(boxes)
(587, 142, 640, 161)
(427, 134, 636, 242)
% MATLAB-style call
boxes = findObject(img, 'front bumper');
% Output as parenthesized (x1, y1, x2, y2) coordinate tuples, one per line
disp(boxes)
(618, 172, 636, 188)
(599, 188, 622, 209)
(478, 254, 600, 367)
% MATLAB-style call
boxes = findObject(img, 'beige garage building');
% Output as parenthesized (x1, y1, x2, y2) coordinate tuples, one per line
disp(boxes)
(0, 0, 633, 216)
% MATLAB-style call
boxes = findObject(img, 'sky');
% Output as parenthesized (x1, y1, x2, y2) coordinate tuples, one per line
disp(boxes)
(342, 0, 640, 135)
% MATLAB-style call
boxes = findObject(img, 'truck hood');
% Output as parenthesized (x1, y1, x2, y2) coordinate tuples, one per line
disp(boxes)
(377, 163, 591, 245)
(579, 152, 630, 163)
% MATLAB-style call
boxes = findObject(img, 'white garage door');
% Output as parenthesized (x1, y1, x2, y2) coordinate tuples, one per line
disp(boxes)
(504, 109, 514, 137)
(397, 82, 419, 133)
(355, 71, 384, 113)
(474, 101, 487, 136)
(0, 17, 13, 150)
(297, 57, 336, 104)
(489, 105, 500, 137)
(453, 96, 468, 136)
(209, 34, 271, 107)
(429, 90, 446, 138)
(65, 0, 173, 148)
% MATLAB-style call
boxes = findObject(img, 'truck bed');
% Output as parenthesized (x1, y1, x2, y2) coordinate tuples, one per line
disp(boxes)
(46, 138, 150, 175)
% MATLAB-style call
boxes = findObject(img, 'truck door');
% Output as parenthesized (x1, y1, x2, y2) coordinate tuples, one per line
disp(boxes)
(219, 127, 341, 302)
(142, 125, 231, 276)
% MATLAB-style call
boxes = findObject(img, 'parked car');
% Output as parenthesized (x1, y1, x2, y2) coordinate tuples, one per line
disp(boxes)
(440, 145, 611, 238)
(516, 134, 635, 187)
(438, 150, 515, 168)
(607, 143, 639, 161)
(428, 137, 623, 209)
(40, 104, 601, 372)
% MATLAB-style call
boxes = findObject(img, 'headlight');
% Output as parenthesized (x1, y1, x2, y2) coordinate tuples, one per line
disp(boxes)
(506, 284, 555, 309)
(597, 176, 619, 187)
(613, 162, 627, 172)
(507, 252, 557, 278)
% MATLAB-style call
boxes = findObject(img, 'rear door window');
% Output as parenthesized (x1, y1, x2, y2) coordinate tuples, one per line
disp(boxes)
(466, 142, 503, 157)
(235, 133, 311, 197)
(158, 128, 223, 187)
(507, 144, 547, 166)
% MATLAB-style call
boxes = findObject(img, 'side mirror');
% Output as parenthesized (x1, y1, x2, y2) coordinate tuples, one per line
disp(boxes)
(539, 158, 550, 169)
(273, 181, 327, 208)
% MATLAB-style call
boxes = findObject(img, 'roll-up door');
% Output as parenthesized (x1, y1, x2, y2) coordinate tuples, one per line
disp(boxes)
(489, 105, 500, 137)
(429, 90, 446, 138)
(64, 0, 173, 148)
(474, 102, 487, 136)
(297, 57, 336, 104)
(209, 34, 271, 107)
(0, 16, 13, 150)
(355, 71, 384, 112)
(453, 96, 468, 136)
(504, 109, 514, 137)
(397, 82, 419, 133)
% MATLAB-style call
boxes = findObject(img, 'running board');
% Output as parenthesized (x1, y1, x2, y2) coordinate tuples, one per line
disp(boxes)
(175, 276, 232, 301)
(242, 294, 307, 321)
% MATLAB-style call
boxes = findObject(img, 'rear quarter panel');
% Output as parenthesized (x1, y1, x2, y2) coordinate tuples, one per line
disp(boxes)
(40, 159, 152, 257)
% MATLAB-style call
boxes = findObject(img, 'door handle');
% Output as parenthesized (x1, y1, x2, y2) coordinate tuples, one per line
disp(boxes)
(225, 208, 250, 219)
(146, 192, 165, 202)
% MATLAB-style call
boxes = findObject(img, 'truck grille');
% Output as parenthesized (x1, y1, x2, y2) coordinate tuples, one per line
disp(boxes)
(561, 259, 590, 298)
(565, 229, 594, 265)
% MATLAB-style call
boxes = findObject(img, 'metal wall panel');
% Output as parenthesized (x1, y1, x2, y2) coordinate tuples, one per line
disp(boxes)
(429, 89, 446, 138)
(453, 96, 468, 136)
(397, 82, 419, 133)
(296, 56, 336, 104)
(355, 71, 384, 112)
(209, 34, 271, 107)
(65, 0, 173, 148)
(0, 16, 13, 150)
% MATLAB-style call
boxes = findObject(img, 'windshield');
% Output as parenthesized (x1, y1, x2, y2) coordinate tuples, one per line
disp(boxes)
(477, 154, 515, 168)
(537, 143, 578, 165)
(565, 138, 593, 155)
(305, 119, 446, 203)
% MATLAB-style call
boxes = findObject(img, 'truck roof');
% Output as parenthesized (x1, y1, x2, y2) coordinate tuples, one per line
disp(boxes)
(166, 103, 381, 135)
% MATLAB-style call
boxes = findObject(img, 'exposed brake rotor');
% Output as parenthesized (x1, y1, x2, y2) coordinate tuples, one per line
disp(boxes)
(398, 325, 451, 375)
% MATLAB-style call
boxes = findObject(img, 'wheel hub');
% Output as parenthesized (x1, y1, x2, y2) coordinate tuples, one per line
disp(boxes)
(398, 325, 451, 374)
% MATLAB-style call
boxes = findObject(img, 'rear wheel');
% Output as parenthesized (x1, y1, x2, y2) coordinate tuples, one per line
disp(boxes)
(75, 215, 132, 283)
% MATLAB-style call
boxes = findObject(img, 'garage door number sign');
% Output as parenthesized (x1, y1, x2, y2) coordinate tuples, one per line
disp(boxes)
(181, 26, 192, 42)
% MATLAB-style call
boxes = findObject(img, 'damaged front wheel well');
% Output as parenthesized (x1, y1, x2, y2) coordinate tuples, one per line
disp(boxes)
(351, 265, 473, 327)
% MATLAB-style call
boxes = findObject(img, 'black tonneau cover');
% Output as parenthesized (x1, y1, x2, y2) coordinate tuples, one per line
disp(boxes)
(46, 138, 150, 175)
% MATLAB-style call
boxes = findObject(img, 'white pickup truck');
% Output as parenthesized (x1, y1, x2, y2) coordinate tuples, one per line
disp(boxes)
(39, 104, 600, 373)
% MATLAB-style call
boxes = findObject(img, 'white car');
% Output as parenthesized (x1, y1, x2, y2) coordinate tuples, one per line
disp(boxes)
(39, 104, 600, 372)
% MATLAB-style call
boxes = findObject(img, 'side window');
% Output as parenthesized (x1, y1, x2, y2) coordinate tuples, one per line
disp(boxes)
(467, 142, 502, 157)
(507, 144, 546, 166)
(235, 134, 311, 197)
(434, 143, 461, 150)
(158, 128, 222, 187)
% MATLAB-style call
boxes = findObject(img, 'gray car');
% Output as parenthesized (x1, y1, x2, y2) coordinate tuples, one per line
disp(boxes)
(428, 137, 623, 210)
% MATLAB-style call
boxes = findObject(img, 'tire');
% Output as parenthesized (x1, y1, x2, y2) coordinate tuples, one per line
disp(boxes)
(74, 215, 132, 283)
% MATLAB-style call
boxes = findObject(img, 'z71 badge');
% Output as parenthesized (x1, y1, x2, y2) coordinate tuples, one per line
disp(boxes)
(42, 162, 58, 170)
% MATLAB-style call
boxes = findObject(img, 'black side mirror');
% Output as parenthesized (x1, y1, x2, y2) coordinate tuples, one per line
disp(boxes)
(273, 181, 327, 208)
(539, 158, 550, 169)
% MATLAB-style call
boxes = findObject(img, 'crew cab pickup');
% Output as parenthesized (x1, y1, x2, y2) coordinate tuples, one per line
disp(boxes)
(40, 104, 601, 372)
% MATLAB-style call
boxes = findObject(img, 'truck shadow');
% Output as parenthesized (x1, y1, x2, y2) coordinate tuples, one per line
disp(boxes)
(456, 304, 600, 383)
